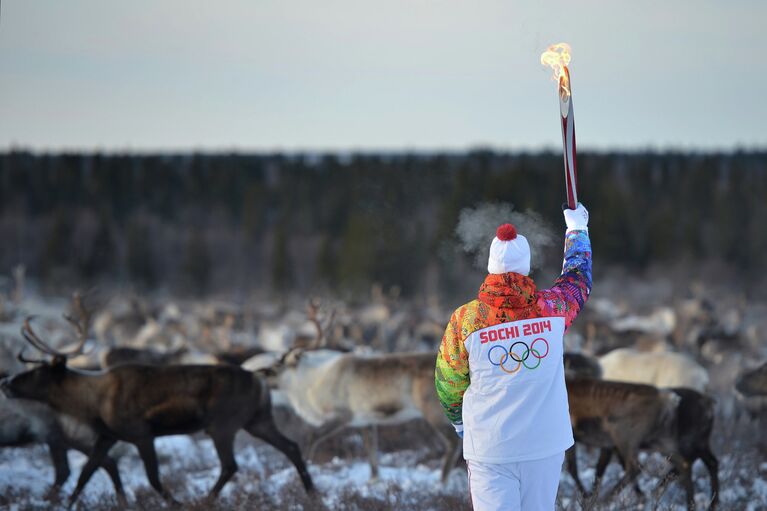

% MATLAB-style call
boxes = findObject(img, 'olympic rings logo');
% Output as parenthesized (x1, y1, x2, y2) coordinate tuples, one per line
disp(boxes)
(487, 338, 550, 374)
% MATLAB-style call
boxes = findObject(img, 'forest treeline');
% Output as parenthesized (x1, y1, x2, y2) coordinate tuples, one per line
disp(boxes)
(0, 150, 764, 298)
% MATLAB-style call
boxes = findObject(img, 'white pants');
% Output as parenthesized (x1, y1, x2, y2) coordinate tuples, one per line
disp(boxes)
(467, 451, 565, 511)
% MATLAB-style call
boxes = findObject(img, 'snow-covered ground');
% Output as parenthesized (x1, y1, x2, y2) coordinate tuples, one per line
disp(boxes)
(0, 421, 765, 510)
(0, 433, 468, 511)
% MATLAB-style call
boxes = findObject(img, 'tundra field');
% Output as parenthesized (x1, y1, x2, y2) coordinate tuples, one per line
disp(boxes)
(0, 271, 766, 511)
(0, 416, 765, 511)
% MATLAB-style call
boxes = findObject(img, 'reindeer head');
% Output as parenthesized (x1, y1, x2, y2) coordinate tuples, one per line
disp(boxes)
(263, 347, 343, 379)
(736, 362, 767, 397)
(281, 347, 306, 368)
(0, 353, 68, 401)
(254, 347, 304, 385)
(0, 300, 90, 402)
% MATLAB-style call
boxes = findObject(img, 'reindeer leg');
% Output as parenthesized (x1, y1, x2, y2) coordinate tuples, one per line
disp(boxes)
(699, 448, 719, 510)
(68, 438, 125, 503)
(207, 430, 238, 498)
(566, 445, 590, 497)
(306, 412, 352, 460)
(135, 438, 179, 505)
(246, 416, 315, 493)
(67, 436, 116, 508)
(99, 456, 127, 506)
(602, 444, 640, 503)
(46, 440, 70, 490)
(439, 432, 463, 484)
(593, 448, 613, 497)
(666, 453, 694, 511)
(421, 418, 462, 485)
(611, 448, 642, 498)
(363, 425, 379, 481)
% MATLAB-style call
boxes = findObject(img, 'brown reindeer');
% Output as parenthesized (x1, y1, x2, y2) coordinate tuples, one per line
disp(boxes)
(565, 378, 718, 510)
(0, 315, 314, 507)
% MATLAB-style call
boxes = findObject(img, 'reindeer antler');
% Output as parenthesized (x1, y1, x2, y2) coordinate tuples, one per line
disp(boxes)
(323, 309, 338, 349)
(58, 290, 91, 355)
(302, 299, 341, 350)
(306, 298, 323, 349)
(22, 316, 80, 357)
(21, 316, 60, 356)
(20, 299, 89, 358)
(17, 347, 47, 365)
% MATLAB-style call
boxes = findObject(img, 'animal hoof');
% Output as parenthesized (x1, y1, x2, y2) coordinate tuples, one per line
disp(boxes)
(302, 478, 316, 493)
(163, 495, 182, 508)
(44, 486, 63, 501)
(204, 491, 222, 505)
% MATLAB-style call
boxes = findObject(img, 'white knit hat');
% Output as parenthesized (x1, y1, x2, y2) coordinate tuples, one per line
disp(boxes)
(487, 224, 531, 276)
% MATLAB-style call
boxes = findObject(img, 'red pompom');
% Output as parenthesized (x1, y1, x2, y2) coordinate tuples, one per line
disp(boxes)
(496, 223, 517, 241)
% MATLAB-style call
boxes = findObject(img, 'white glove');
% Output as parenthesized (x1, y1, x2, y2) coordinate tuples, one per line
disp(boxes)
(563, 203, 589, 231)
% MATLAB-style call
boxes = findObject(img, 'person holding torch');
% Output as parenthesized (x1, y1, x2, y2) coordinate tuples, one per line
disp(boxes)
(434, 44, 591, 510)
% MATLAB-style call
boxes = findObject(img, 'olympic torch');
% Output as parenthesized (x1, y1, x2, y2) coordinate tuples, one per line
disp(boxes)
(541, 43, 578, 210)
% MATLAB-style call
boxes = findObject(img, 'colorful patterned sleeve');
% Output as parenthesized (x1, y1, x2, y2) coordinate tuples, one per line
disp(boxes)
(435, 308, 470, 434)
(537, 229, 592, 329)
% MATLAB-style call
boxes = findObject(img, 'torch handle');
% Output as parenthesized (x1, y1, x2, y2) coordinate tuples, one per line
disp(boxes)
(559, 68, 578, 210)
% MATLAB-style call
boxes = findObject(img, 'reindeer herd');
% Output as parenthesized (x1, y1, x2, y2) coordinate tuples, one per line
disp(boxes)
(0, 288, 765, 510)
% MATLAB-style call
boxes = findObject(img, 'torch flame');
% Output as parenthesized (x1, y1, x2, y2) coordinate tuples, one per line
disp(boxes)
(540, 42, 572, 100)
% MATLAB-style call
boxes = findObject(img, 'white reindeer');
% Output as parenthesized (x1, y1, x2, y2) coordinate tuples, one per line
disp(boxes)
(599, 348, 709, 391)
(265, 348, 461, 483)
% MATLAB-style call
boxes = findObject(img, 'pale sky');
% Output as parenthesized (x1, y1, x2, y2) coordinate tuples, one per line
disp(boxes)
(0, 0, 764, 152)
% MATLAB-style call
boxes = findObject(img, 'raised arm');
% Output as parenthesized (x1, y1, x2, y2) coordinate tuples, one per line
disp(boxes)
(435, 309, 470, 437)
(537, 204, 592, 329)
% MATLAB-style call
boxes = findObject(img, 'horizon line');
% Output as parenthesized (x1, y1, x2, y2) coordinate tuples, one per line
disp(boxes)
(2, 143, 766, 157)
